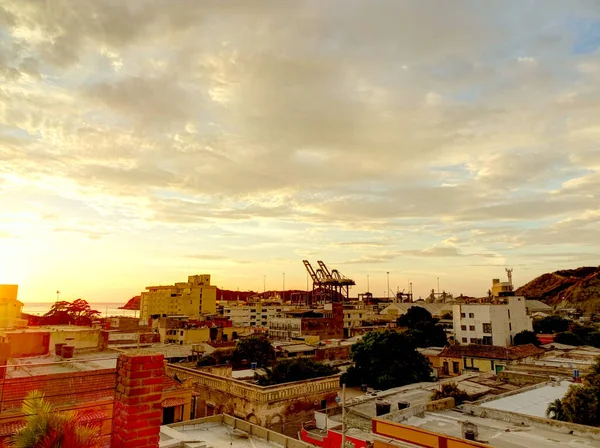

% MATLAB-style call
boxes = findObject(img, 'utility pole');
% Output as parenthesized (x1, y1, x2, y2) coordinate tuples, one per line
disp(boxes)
(386, 272, 390, 301)
(367, 274, 370, 293)
(341, 383, 346, 448)
(263, 275, 266, 296)
(282, 272, 285, 301)
(437, 277, 440, 295)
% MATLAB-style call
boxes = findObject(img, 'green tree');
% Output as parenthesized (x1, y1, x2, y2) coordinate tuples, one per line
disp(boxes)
(11, 390, 101, 448)
(513, 330, 541, 346)
(43, 299, 100, 326)
(257, 357, 339, 386)
(431, 383, 471, 406)
(397, 307, 438, 328)
(561, 385, 600, 426)
(232, 335, 275, 368)
(343, 330, 432, 390)
(533, 315, 570, 334)
(545, 398, 566, 421)
(405, 322, 448, 348)
(554, 331, 584, 346)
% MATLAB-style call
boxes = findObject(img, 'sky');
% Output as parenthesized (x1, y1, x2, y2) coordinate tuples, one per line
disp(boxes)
(1, 1, 600, 304)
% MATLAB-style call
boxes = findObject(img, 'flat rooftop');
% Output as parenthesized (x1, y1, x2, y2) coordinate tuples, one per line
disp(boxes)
(6, 351, 119, 378)
(479, 381, 577, 418)
(160, 415, 314, 448)
(400, 409, 600, 447)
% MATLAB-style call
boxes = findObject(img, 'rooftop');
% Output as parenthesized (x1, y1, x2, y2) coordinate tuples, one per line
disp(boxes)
(6, 350, 119, 378)
(479, 380, 578, 418)
(160, 414, 314, 448)
(393, 409, 600, 448)
(439, 344, 544, 360)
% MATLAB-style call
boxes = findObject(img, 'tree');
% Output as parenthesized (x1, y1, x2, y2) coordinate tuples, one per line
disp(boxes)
(554, 331, 584, 346)
(546, 398, 566, 421)
(43, 299, 100, 326)
(257, 357, 339, 386)
(561, 385, 600, 426)
(513, 330, 541, 346)
(11, 390, 101, 448)
(405, 322, 448, 348)
(232, 335, 275, 368)
(533, 315, 570, 334)
(342, 330, 432, 390)
(397, 307, 438, 328)
(431, 383, 471, 406)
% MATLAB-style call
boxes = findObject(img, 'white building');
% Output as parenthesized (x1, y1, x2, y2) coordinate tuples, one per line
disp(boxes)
(222, 303, 283, 327)
(453, 296, 532, 347)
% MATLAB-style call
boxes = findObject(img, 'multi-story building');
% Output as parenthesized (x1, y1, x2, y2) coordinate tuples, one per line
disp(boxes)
(0, 285, 26, 329)
(269, 303, 344, 341)
(222, 302, 284, 327)
(139, 274, 217, 322)
(453, 296, 532, 347)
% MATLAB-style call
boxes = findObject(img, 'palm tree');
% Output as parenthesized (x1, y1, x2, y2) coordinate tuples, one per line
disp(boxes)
(546, 398, 566, 421)
(11, 390, 101, 448)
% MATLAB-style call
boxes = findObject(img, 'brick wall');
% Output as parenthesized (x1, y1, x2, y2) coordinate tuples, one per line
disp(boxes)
(315, 345, 351, 361)
(111, 354, 165, 448)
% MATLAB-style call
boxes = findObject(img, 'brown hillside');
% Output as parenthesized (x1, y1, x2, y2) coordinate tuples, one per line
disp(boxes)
(515, 266, 600, 311)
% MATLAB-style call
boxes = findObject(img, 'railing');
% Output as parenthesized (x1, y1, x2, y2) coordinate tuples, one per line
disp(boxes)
(166, 364, 341, 403)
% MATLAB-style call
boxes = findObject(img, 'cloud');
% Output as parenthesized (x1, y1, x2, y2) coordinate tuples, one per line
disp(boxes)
(2, 1, 600, 299)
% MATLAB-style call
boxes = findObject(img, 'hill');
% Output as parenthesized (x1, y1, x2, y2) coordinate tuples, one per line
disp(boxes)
(515, 266, 600, 311)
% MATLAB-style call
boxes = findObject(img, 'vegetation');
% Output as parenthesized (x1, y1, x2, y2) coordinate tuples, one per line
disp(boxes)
(29, 299, 101, 326)
(342, 330, 432, 390)
(553, 331, 584, 346)
(546, 357, 600, 426)
(532, 315, 570, 334)
(431, 383, 471, 406)
(397, 307, 448, 348)
(11, 390, 101, 448)
(256, 357, 338, 386)
(232, 335, 275, 368)
(545, 398, 566, 421)
(513, 330, 541, 346)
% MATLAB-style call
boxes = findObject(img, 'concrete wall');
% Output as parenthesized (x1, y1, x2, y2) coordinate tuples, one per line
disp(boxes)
(49, 327, 101, 350)
(167, 364, 341, 437)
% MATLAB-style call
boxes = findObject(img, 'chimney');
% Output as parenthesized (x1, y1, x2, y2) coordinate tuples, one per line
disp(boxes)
(111, 353, 165, 448)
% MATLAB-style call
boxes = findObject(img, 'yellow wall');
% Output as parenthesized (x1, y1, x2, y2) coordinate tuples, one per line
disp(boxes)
(0, 284, 24, 329)
(439, 356, 463, 376)
(49, 327, 101, 350)
(372, 418, 491, 448)
(464, 357, 494, 373)
(168, 326, 246, 344)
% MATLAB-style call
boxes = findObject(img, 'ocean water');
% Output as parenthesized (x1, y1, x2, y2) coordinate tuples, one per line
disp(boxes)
(22, 302, 138, 318)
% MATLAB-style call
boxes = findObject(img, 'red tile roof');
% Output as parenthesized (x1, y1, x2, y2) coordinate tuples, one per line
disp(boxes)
(162, 398, 186, 408)
(0, 421, 25, 437)
(439, 343, 544, 360)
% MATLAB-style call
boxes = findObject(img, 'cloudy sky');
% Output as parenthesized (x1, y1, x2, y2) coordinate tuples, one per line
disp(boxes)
(1, 1, 600, 304)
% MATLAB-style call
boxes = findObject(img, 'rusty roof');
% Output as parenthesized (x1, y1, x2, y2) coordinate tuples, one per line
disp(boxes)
(439, 344, 544, 360)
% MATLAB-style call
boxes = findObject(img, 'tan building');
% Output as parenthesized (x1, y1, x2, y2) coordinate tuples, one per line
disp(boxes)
(139, 274, 217, 322)
(0, 285, 26, 329)
(166, 363, 341, 437)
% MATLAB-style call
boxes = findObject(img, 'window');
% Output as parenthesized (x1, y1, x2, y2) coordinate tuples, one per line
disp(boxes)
(461, 325, 467, 331)
(452, 362, 459, 373)
(483, 323, 492, 333)
(468, 313, 474, 318)
(508, 309, 511, 319)
(469, 325, 475, 331)
(509, 322, 512, 331)
(483, 336, 493, 345)
(461, 337, 468, 343)
(460, 313, 466, 318)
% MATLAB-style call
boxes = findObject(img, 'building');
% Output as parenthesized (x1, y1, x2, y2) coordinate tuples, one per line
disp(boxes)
(437, 344, 545, 375)
(379, 302, 452, 320)
(453, 297, 532, 347)
(165, 362, 341, 437)
(140, 274, 217, 322)
(0, 285, 26, 329)
(222, 302, 283, 327)
(269, 303, 344, 341)
(160, 414, 315, 448)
